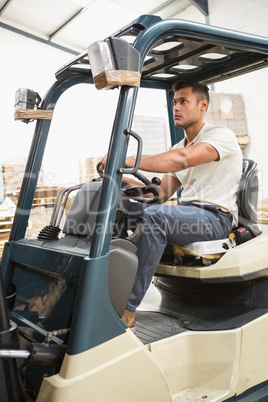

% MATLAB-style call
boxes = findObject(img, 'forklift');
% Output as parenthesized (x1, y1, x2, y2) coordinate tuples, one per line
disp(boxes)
(1, 14, 268, 401)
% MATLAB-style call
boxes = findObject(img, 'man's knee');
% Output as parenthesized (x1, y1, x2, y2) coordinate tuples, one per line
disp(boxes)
(141, 207, 167, 237)
(142, 205, 160, 222)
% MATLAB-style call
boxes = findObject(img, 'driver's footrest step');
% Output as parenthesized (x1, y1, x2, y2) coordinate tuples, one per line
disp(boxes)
(135, 311, 186, 344)
(173, 389, 220, 401)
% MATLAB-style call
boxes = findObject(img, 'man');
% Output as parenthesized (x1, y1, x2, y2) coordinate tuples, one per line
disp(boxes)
(100, 79, 242, 330)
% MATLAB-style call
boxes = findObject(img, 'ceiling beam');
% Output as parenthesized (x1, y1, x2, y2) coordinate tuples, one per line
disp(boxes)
(189, 0, 209, 16)
(150, 0, 209, 19)
(150, 0, 191, 19)
(49, 0, 97, 41)
(0, 0, 14, 15)
(0, 21, 79, 55)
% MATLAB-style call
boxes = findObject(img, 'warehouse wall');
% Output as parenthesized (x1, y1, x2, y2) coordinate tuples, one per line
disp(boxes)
(0, 28, 68, 159)
(212, 0, 268, 203)
(0, 28, 118, 187)
(175, 0, 268, 200)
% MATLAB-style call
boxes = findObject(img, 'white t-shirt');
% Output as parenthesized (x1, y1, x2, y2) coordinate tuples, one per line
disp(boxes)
(171, 122, 243, 226)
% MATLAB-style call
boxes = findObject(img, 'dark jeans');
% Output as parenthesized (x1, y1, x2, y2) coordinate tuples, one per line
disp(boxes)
(126, 202, 232, 311)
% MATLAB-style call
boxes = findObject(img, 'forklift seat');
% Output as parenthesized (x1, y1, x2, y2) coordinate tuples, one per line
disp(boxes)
(155, 159, 268, 280)
(171, 159, 261, 263)
(237, 159, 260, 235)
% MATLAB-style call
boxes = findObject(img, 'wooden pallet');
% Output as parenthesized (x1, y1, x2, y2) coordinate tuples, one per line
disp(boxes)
(0, 221, 13, 257)
(32, 196, 57, 206)
(14, 108, 53, 121)
(32, 186, 63, 207)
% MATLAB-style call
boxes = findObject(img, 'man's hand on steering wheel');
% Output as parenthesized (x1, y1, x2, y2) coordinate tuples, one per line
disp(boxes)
(96, 161, 161, 205)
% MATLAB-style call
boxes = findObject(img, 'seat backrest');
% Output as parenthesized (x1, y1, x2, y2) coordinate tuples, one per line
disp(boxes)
(237, 159, 259, 227)
(63, 181, 102, 236)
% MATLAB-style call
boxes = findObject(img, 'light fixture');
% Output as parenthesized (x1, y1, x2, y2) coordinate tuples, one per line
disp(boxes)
(152, 41, 183, 52)
(14, 88, 42, 123)
(88, 37, 140, 90)
(151, 73, 177, 79)
(14, 89, 41, 110)
(172, 64, 200, 71)
(199, 52, 229, 60)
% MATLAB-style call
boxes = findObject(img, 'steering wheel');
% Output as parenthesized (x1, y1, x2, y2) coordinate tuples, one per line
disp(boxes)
(96, 162, 161, 241)
(96, 162, 161, 205)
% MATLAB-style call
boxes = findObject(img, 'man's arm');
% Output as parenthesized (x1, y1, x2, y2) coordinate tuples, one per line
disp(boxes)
(125, 142, 219, 173)
(156, 174, 181, 203)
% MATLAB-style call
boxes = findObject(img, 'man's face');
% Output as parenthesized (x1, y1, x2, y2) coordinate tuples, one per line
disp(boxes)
(173, 87, 206, 129)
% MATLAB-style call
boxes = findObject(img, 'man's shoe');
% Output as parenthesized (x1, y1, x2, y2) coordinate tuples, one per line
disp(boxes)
(121, 309, 136, 332)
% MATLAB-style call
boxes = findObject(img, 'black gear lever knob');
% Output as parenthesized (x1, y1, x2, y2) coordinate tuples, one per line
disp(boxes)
(151, 177, 161, 186)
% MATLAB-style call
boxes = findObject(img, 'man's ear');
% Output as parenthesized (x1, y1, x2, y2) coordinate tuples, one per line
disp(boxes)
(200, 99, 208, 112)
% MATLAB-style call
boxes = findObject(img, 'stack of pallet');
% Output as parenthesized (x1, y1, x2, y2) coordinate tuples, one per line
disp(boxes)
(2, 160, 26, 200)
(1, 160, 61, 208)
(0, 197, 16, 257)
(2, 159, 44, 203)
(79, 156, 102, 183)
(206, 92, 249, 157)
(32, 186, 63, 207)
(258, 199, 268, 223)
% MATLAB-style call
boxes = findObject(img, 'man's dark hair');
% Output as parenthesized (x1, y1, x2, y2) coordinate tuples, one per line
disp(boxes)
(172, 79, 210, 106)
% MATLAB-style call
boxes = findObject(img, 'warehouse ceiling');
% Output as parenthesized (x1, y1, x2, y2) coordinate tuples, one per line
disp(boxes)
(0, 0, 208, 55)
